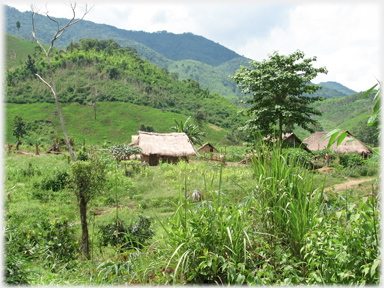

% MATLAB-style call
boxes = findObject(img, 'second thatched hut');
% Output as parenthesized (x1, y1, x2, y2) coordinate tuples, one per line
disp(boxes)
(303, 131, 372, 157)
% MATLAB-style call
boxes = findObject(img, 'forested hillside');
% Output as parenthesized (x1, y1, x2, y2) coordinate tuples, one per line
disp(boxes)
(5, 5, 345, 102)
(5, 36, 246, 142)
(293, 89, 377, 142)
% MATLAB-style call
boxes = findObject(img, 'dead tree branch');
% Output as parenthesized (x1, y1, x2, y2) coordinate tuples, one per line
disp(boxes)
(30, 3, 93, 162)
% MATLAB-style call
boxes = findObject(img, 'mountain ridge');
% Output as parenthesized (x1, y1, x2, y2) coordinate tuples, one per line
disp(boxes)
(5, 5, 356, 101)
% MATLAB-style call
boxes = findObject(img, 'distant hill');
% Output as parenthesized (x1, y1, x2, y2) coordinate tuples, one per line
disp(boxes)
(318, 81, 357, 95)
(293, 90, 376, 140)
(4, 5, 251, 101)
(5, 5, 355, 102)
(302, 81, 357, 99)
(4, 36, 245, 135)
(4, 5, 244, 67)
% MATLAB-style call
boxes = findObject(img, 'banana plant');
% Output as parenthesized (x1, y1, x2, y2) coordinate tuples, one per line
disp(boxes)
(170, 116, 207, 145)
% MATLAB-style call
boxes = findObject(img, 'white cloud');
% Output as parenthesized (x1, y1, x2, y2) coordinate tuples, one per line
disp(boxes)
(237, 4, 381, 91)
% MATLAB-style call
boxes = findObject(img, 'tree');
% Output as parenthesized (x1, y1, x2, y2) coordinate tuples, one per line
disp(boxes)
(170, 116, 207, 145)
(231, 50, 328, 144)
(16, 20, 20, 37)
(31, 3, 92, 161)
(13, 115, 26, 150)
(71, 156, 106, 259)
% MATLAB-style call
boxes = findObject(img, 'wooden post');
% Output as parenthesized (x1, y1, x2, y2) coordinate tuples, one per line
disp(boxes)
(83, 139, 86, 152)
(35, 143, 39, 155)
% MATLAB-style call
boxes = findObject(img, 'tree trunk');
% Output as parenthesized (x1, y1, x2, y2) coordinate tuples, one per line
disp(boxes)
(279, 117, 283, 149)
(54, 94, 77, 161)
(15, 141, 21, 150)
(79, 193, 90, 260)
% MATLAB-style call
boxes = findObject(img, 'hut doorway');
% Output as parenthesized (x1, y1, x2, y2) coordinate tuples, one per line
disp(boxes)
(149, 154, 159, 166)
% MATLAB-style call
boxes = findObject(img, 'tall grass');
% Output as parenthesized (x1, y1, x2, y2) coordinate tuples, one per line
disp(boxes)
(248, 142, 325, 257)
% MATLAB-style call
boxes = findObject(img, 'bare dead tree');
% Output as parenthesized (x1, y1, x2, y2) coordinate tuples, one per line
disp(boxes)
(31, 3, 93, 162)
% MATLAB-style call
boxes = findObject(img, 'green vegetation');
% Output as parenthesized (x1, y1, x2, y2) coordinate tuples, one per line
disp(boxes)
(231, 50, 327, 142)
(5, 6, 353, 104)
(5, 102, 230, 148)
(4, 141, 379, 285)
(5, 37, 245, 132)
(293, 89, 376, 140)
(170, 116, 207, 145)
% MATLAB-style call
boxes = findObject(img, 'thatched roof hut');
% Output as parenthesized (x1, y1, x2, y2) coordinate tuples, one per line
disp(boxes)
(263, 132, 312, 153)
(302, 131, 372, 156)
(197, 143, 219, 154)
(129, 131, 199, 166)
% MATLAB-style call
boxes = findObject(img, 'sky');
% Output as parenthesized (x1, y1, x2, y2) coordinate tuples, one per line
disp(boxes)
(2, 1, 383, 92)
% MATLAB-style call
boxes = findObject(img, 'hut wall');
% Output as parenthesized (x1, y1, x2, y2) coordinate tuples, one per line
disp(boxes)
(142, 154, 188, 166)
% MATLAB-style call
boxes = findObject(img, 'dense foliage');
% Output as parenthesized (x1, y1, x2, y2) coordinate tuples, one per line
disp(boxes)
(6, 37, 245, 131)
(231, 50, 327, 140)
(4, 144, 379, 285)
(6, 6, 352, 103)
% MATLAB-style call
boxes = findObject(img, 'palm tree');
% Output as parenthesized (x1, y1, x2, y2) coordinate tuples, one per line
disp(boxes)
(170, 117, 206, 145)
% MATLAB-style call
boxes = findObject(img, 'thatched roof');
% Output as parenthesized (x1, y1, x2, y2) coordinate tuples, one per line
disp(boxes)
(263, 132, 312, 153)
(129, 131, 199, 157)
(263, 133, 297, 142)
(197, 142, 219, 153)
(303, 131, 372, 155)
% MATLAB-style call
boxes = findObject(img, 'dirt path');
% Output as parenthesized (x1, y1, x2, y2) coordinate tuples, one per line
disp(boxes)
(324, 177, 377, 192)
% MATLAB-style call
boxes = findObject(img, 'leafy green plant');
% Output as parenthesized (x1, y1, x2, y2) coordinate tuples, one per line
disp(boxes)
(339, 153, 364, 167)
(109, 144, 142, 162)
(71, 156, 107, 259)
(248, 140, 324, 258)
(36, 217, 79, 269)
(170, 116, 207, 145)
(157, 167, 256, 285)
(36, 170, 70, 192)
(77, 148, 89, 161)
(302, 193, 380, 285)
(98, 215, 155, 249)
(4, 225, 34, 285)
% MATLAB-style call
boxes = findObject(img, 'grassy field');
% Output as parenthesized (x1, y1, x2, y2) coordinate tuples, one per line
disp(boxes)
(4, 143, 380, 285)
(5, 102, 231, 147)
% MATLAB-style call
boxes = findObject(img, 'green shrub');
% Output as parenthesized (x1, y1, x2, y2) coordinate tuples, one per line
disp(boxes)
(132, 194, 143, 201)
(284, 148, 312, 168)
(138, 200, 148, 209)
(339, 153, 364, 167)
(4, 225, 34, 285)
(37, 218, 79, 269)
(302, 195, 380, 285)
(98, 215, 155, 249)
(35, 170, 69, 192)
(77, 149, 89, 161)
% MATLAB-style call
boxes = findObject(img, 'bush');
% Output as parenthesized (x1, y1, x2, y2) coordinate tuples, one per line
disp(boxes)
(339, 154, 364, 167)
(77, 149, 88, 161)
(302, 196, 380, 285)
(284, 148, 312, 168)
(132, 194, 143, 201)
(35, 170, 69, 191)
(37, 218, 79, 268)
(98, 215, 155, 249)
(4, 225, 34, 285)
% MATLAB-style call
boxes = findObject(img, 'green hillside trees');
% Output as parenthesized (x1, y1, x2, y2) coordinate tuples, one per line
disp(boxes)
(6, 38, 245, 132)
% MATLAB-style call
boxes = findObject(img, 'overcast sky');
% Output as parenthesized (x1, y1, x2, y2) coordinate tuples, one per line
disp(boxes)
(3, 1, 383, 92)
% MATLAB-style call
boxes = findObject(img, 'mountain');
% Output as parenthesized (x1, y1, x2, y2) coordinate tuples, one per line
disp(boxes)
(293, 89, 376, 140)
(4, 35, 246, 143)
(4, 5, 251, 101)
(5, 5, 356, 102)
(318, 81, 357, 95)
